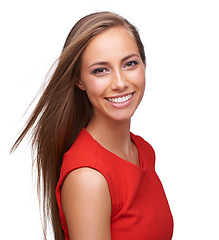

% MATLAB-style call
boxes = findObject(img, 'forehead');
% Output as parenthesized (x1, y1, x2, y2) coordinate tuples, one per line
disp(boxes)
(81, 26, 139, 63)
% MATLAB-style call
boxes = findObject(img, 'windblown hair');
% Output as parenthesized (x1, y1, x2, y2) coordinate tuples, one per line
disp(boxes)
(11, 11, 146, 240)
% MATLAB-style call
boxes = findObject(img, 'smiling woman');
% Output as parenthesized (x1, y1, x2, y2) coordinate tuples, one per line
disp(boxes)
(77, 26, 145, 123)
(11, 12, 173, 240)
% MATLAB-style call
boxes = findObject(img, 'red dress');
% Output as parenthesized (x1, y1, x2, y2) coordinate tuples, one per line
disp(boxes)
(56, 128, 174, 239)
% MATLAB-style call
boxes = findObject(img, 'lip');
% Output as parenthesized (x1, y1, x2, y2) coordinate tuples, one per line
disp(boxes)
(105, 92, 135, 99)
(105, 92, 135, 108)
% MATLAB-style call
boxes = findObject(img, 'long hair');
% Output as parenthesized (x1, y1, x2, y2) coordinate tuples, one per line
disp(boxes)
(11, 11, 146, 240)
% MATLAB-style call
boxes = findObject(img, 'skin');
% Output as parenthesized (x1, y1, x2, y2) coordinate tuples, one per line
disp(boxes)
(61, 26, 146, 239)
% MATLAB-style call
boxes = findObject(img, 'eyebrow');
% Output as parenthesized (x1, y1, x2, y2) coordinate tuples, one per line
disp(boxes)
(88, 53, 140, 68)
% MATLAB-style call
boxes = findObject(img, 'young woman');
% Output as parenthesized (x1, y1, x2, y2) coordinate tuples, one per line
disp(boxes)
(12, 12, 173, 240)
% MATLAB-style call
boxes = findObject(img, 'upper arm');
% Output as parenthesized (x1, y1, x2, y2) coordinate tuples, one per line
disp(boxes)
(61, 167, 112, 240)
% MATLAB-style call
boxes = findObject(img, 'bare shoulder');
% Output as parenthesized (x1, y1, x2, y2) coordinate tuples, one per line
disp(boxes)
(62, 167, 109, 191)
(61, 167, 111, 240)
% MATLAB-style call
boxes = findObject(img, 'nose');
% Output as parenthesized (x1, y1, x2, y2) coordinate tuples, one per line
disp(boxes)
(111, 70, 128, 92)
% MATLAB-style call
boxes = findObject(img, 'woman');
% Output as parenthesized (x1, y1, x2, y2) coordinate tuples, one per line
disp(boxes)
(12, 12, 173, 240)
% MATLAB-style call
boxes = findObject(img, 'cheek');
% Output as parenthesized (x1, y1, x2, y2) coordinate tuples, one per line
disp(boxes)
(83, 78, 107, 101)
(134, 69, 146, 103)
(132, 68, 146, 89)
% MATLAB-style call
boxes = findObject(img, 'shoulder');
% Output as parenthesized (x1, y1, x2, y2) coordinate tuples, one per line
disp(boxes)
(61, 167, 111, 239)
(57, 128, 120, 211)
(131, 132, 156, 165)
(65, 128, 99, 160)
(62, 167, 110, 195)
(60, 129, 100, 180)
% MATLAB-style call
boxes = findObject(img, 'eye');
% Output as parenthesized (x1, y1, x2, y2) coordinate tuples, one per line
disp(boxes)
(124, 61, 139, 69)
(92, 67, 108, 75)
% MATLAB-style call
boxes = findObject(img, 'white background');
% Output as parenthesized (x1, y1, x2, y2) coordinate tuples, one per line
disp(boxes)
(1, 0, 219, 239)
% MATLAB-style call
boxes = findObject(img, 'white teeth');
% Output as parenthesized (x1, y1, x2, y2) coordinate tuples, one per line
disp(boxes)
(107, 94, 132, 104)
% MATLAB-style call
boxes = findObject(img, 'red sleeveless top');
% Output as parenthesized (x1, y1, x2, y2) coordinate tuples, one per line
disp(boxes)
(56, 128, 174, 239)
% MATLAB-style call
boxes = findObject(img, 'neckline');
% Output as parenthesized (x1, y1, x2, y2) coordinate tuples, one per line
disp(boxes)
(82, 128, 144, 170)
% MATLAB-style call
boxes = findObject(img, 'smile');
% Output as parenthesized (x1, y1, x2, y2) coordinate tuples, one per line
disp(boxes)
(106, 93, 133, 104)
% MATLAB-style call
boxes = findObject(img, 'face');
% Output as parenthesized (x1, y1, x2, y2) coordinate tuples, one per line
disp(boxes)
(78, 26, 145, 124)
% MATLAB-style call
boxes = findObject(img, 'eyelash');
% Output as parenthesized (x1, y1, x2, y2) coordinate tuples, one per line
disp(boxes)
(92, 61, 139, 75)
(92, 68, 107, 75)
(124, 61, 139, 68)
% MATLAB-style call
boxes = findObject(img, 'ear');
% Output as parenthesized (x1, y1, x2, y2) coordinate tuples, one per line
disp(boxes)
(75, 80, 86, 91)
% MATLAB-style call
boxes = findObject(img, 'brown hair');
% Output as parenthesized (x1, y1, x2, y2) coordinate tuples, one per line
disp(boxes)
(11, 11, 146, 239)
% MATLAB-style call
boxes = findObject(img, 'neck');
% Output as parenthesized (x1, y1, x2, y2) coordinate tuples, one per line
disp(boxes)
(86, 115, 133, 160)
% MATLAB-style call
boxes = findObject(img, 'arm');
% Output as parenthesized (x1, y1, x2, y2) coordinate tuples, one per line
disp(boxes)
(61, 167, 112, 240)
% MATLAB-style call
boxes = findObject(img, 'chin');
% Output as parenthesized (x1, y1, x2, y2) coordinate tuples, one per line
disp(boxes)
(108, 111, 136, 122)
